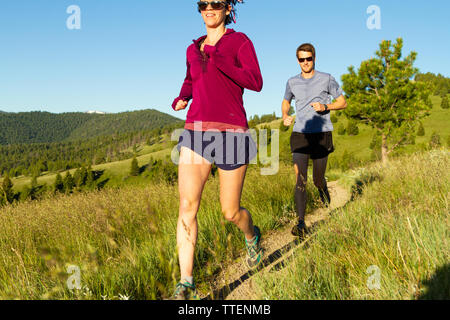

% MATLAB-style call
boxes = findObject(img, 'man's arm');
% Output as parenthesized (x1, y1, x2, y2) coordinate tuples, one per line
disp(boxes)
(282, 99, 294, 126)
(311, 95, 347, 112)
(327, 95, 347, 110)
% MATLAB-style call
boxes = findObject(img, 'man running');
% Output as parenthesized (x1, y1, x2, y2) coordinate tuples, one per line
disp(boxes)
(282, 43, 347, 238)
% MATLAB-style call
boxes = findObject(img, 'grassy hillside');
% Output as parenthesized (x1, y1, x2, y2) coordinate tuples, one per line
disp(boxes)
(0, 109, 181, 145)
(0, 161, 315, 299)
(3, 96, 449, 198)
(0, 149, 447, 299)
(254, 150, 449, 300)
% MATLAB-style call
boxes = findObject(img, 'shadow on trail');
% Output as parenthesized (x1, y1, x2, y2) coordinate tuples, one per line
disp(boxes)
(204, 176, 378, 300)
(203, 236, 305, 300)
(203, 204, 349, 300)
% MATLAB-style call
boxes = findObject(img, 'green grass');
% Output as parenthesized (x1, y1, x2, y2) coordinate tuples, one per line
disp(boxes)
(6, 138, 176, 192)
(254, 149, 449, 300)
(0, 160, 329, 299)
(1, 149, 447, 299)
(4, 96, 449, 195)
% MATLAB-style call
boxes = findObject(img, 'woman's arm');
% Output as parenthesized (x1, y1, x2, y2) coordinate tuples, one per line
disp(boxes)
(203, 39, 263, 92)
(171, 58, 193, 110)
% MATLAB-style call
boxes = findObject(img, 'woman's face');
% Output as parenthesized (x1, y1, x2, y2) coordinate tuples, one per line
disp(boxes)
(199, 1, 231, 28)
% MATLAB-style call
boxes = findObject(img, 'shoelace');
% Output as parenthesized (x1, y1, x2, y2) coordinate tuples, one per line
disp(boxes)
(173, 281, 196, 297)
(245, 236, 260, 258)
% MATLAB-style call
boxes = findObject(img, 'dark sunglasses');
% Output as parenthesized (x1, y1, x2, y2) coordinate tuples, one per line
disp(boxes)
(298, 56, 314, 63)
(197, 1, 228, 11)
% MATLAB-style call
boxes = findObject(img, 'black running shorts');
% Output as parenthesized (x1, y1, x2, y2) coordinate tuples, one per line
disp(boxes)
(290, 131, 334, 160)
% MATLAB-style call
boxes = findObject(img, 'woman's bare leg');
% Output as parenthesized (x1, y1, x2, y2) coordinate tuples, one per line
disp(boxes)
(218, 165, 255, 240)
(177, 147, 212, 280)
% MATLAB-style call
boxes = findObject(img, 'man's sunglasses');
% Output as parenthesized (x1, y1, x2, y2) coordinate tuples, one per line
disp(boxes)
(197, 1, 228, 11)
(298, 57, 314, 63)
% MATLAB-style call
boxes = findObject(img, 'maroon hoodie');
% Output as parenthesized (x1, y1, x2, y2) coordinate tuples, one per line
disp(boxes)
(172, 29, 263, 131)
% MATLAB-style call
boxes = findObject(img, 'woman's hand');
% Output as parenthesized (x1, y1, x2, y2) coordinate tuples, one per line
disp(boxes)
(175, 100, 188, 111)
(283, 116, 294, 126)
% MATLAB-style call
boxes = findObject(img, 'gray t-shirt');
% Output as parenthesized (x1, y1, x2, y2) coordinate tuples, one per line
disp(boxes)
(284, 70, 343, 133)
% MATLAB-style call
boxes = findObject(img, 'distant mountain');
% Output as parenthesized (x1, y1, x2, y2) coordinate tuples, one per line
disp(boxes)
(85, 110, 107, 115)
(0, 109, 182, 145)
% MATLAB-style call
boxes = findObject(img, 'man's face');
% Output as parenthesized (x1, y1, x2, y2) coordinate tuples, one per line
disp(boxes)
(297, 51, 315, 73)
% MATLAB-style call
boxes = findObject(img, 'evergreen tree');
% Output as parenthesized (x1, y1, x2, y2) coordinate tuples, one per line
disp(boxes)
(86, 165, 95, 188)
(429, 132, 441, 149)
(130, 156, 140, 176)
(73, 168, 82, 188)
(1, 174, 14, 204)
(80, 166, 88, 186)
(63, 171, 75, 193)
(342, 38, 432, 164)
(54, 173, 64, 193)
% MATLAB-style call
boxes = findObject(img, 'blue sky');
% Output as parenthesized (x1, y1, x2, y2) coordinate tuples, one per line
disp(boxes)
(0, 0, 449, 119)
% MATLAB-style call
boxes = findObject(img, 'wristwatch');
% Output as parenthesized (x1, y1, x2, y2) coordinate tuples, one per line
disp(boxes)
(324, 104, 329, 111)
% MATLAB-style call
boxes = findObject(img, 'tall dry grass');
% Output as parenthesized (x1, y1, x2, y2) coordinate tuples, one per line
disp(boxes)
(255, 150, 449, 300)
(0, 162, 322, 299)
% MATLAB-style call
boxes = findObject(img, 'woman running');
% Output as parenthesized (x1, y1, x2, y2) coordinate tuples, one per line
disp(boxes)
(170, 0, 264, 300)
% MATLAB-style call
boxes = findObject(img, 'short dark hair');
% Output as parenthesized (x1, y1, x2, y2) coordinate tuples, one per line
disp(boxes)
(296, 43, 316, 60)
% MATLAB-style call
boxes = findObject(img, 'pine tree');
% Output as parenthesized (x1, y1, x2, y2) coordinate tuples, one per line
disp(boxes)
(73, 168, 82, 188)
(86, 165, 95, 189)
(342, 38, 432, 164)
(54, 173, 64, 193)
(1, 174, 14, 204)
(429, 132, 441, 149)
(130, 156, 140, 176)
(80, 166, 88, 186)
(63, 171, 75, 193)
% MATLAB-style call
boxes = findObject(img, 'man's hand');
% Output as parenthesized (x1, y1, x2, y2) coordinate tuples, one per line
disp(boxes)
(311, 102, 326, 112)
(175, 100, 188, 111)
(283, 116, 294, 126)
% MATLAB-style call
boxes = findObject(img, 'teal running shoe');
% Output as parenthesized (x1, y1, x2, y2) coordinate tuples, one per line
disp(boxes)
(245, 226, 264, 269)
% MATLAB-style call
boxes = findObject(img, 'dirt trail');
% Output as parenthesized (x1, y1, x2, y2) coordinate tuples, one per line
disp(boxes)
(203, 181, 351, 300)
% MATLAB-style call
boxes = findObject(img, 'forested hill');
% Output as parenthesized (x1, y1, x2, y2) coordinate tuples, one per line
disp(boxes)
(0, 109, 181, 145)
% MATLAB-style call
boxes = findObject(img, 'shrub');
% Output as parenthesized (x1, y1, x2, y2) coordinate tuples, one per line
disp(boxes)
(130, 156, 140, 176)
(337, 124, 346, 135)
(441, 96, 449, 109)
(330, 114, 338, 124)
(346, 120, 359, 136)
(429, 132, 441, 149)
(417, 122, 425, 136)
